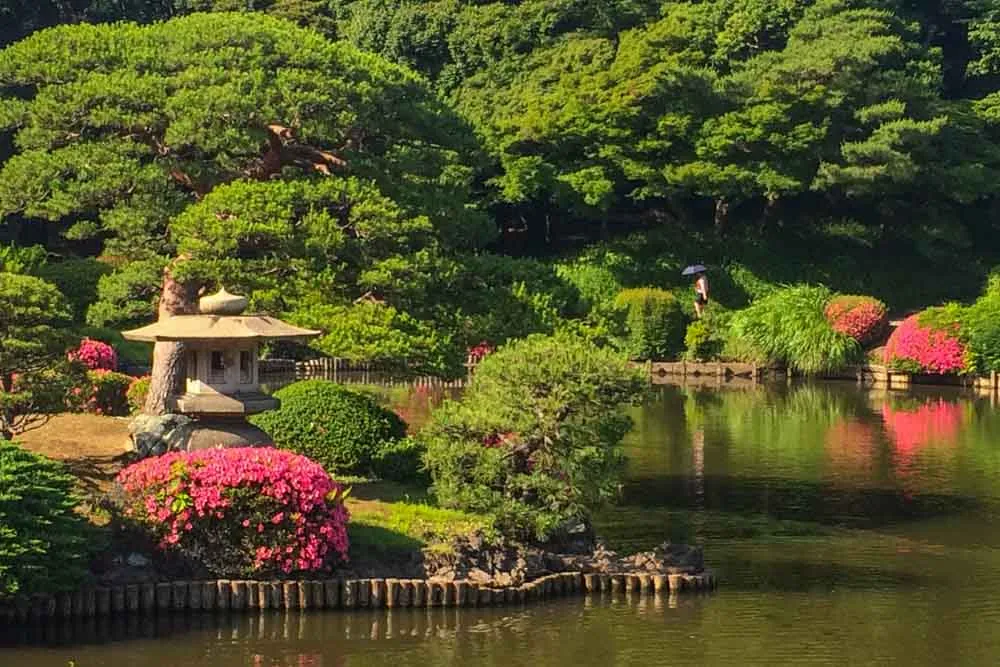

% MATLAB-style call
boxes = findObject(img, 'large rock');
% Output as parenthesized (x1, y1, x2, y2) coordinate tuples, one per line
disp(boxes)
(128, 414, 273, 458)
(128, 414, 195, 459)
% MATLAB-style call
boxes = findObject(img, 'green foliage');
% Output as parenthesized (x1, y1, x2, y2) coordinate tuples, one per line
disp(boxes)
(126, 375, 150, 414)
(613, 288, 688, 360)
(371, 436, 427, 484)
(250, 380, 409, 477)
(0, 244, 47, 273)
(0, 440, 94, 599)
(75, 369, 132, 417)
(421, 333, 646, 542)
(291, 301, 461, 377)
(728, 285, 861, 373)
(0, 272, 75, 439)
(0, 13, 492, 353)
(35, 258, 111, 323)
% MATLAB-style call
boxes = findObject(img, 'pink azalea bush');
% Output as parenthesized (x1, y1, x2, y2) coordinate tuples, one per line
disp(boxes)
(117, 448, 350, 577)
(68, 338, 118, 371)
(824, 295, 888, 347)
(883, 313, 966, 374)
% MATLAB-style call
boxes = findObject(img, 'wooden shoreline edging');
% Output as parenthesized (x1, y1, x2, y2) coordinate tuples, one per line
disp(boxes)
(646, 360, 1000, 394)
(0, 571, 717, 624)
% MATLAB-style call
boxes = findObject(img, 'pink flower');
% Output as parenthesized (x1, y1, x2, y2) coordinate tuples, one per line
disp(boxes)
(884, 314, 966, 374)
(68, 338, 118, 371)
(115, 448, 351, 576)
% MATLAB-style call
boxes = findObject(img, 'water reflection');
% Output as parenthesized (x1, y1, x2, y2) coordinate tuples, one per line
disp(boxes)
(9, 381, 1000, 666)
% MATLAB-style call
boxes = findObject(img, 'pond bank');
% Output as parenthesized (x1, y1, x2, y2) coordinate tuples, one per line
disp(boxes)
(0, 569, 717, 624)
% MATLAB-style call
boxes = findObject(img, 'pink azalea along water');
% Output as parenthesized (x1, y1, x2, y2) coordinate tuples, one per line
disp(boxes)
(883, 314, 966, 374)
(117, 448, 350, 576)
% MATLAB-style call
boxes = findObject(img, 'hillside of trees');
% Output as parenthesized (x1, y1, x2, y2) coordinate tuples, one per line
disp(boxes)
(3, 1, 1000, 374)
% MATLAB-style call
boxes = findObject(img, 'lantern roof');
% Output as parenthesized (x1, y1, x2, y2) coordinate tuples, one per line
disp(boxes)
(121, 288, 321, 343)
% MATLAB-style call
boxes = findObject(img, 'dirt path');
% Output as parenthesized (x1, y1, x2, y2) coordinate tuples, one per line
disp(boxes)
(16, 413, 131, 498)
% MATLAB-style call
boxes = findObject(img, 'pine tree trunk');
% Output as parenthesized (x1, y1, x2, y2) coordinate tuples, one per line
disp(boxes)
(143, 256, 199, 416)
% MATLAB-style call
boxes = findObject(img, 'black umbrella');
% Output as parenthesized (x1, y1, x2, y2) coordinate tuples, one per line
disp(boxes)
(681, 264, 707, 276)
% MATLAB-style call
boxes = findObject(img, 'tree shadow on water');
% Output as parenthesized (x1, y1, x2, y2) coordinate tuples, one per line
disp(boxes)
(621, 475, 979, 530)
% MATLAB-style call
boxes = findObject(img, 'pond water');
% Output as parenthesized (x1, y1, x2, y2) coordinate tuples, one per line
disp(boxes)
(5, 381, 1000, 666)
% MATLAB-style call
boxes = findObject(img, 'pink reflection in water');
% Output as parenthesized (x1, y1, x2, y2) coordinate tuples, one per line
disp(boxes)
(881, 399, 963, 459)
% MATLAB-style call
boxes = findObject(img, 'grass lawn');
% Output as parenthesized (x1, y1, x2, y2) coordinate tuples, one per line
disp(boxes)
(346, 480, 488, 562)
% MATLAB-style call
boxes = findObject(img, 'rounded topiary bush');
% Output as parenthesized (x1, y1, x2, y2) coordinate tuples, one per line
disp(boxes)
(613, 288, 687, 360)
(116, 447, 350, 577)
(824, 295, 888, 347)
(1, 441, 94, 599)
(883, 312, 966, 374)
(250, 380, 407, 476)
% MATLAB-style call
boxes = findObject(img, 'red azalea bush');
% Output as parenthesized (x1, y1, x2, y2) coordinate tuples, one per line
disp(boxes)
(68, 337, 118, 371)
(116, 448, 350, 577)
(883, 313, 966, 374)
(824, 295, 888, 347)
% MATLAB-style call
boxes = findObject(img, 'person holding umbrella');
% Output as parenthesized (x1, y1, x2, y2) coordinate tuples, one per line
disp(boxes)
(683, 264, 709, 318)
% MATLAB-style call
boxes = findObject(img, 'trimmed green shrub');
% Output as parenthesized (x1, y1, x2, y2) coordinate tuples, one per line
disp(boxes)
(0, 441, 94, 599)
(421, 333, 646, 543)
(728, 285, 860, 373)
(250, 380, 408, 476)
(613, 288, 687, 360)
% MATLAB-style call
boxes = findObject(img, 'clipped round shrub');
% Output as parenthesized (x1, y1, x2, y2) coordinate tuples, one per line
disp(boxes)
(126, 376, 150, 414)
(824, 295, 888, 347)
(68, 337, 118, 371)
(1, 441, 94, 599)
(116, 448, 350, 577)
(883, 313, 966, 374)
(613, 288, 687, 360)
(250, 380, 408, 476)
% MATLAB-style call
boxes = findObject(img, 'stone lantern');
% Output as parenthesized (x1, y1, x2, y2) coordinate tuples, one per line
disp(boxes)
(122, 288, 319, 452)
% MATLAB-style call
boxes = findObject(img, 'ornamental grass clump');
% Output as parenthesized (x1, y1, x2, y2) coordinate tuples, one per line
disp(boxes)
(728, 285, 860, 373)
(824, 295, 888, 347)
(883, 310, 967, 374)
(116, 448, 350, 577)
(421, 333, 646, 544)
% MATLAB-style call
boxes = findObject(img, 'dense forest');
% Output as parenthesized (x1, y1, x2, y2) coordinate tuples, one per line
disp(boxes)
(2, 0, 1000, 376)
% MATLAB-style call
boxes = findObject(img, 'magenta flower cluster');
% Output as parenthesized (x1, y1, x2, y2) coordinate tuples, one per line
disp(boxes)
(825, 295, 888, 347)
(68, 338, 118, 371)
(883, 314, 966, 374)
(117, 448, 350, 575)
(467, 341, 495, 364)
